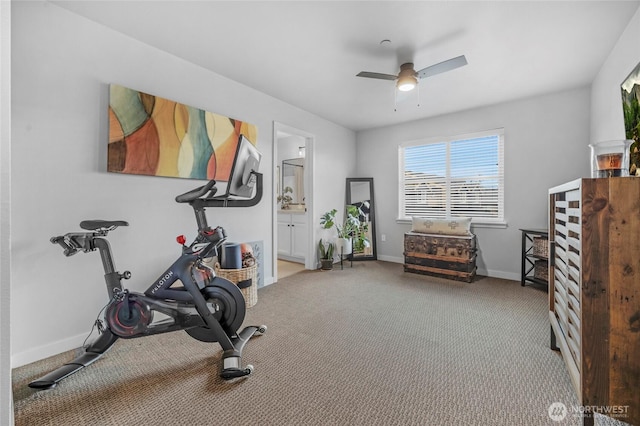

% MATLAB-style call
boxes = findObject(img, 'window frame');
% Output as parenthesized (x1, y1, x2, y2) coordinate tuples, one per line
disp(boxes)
(397, 128, 506, 228)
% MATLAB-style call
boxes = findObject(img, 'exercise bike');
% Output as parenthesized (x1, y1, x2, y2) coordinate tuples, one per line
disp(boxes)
(29, 173, 266, 390)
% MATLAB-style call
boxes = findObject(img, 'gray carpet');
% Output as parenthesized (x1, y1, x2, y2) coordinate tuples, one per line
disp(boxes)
(12, 261, 629, 425)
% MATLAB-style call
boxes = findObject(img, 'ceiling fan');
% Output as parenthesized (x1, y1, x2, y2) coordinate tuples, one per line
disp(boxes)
(356, 55, 468, 92)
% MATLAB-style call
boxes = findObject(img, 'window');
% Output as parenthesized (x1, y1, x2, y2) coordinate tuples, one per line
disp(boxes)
(398, 129, 505, 225)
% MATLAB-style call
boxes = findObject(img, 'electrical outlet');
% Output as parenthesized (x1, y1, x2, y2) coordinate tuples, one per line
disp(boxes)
(381, 234, 386, 242)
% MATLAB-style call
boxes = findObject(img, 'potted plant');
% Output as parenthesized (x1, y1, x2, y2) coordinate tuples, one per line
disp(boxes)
(352, 219, 370, 254)
(320, 206, 361, 255)
(318, 239, 335, 270)
(320, 208, 345, 254)
(277, 186, 293, 210)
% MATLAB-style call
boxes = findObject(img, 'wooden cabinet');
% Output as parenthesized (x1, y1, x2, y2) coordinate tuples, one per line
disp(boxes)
(549, 178, 640, 425)
(277, 212, 307, 262)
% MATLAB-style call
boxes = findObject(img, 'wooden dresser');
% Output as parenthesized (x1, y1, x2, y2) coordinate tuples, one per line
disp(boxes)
(549, 178, 640, 425)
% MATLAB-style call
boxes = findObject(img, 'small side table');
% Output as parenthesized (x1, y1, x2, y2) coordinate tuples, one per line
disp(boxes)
(520, 228, 549, 288)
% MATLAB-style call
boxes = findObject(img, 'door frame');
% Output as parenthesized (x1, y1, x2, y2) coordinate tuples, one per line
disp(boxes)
(272, 122, 315, 282)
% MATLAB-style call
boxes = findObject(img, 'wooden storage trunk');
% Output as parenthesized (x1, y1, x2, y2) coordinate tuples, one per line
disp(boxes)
(403, 232, 477, 282)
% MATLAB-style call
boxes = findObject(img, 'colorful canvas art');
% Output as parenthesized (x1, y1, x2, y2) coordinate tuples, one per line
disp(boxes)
(108, 84, 258, 180)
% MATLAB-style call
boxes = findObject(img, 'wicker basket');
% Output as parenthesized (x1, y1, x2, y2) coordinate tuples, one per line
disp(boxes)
(215, 263, 258, 308)
(534, 259, 548, 281)
(533, 236, 548, 258)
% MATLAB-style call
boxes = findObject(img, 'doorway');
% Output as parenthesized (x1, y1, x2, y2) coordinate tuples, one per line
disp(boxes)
(277, 259, 306, 279)
(273, 122, 315, 282)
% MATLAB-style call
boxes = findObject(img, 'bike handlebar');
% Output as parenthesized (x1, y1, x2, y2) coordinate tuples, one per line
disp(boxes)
(51, 235, 82, 257)
(175, 180, 218, 203)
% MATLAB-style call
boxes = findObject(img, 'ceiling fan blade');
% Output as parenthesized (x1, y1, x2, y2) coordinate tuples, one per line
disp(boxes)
(416, 55, 467, 79)
(356, 71, 398, 81)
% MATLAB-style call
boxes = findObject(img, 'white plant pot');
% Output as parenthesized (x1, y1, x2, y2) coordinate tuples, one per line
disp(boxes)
(337, 237, 353, 255)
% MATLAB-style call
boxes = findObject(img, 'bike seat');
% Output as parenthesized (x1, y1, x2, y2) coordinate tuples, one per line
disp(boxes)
(80, 220, 129, 231)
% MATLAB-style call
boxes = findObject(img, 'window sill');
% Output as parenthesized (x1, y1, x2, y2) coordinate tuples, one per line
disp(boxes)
(396, 218, 508, 229)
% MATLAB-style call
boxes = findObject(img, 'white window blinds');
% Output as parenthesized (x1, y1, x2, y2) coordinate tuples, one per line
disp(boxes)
(399, 129, 504, 223)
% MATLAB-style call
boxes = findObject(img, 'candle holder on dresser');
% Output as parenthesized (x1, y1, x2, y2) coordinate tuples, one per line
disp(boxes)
(588, 140, 633, 178)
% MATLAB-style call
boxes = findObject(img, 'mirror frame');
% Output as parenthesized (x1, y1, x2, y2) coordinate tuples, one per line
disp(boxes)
(346, 177, 377, 261)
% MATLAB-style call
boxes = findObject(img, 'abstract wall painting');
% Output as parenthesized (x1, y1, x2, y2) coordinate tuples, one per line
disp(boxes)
(621, 62, 640, 175)
(108, 84, 258, 180)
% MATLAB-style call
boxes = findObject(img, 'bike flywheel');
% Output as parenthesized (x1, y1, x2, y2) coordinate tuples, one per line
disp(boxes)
(185, 276, 246, 342)
(106, 298, 153, 337)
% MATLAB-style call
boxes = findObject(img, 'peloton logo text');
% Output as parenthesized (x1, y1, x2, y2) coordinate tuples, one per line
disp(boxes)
(151, 271, 174, 293)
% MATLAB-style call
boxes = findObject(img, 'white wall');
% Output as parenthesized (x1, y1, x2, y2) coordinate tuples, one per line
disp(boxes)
(356, 87, 591, 279)
(11, 1, 355, 366)
(277, 135, 305, 165)
(1, 0, 13, 423)
(591, 4, 640, 142)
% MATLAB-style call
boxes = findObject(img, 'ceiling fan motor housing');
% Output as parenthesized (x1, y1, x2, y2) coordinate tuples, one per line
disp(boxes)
(399, 63, 416, 76)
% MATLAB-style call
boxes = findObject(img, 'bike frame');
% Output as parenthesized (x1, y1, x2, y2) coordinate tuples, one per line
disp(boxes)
(95, 226, 242, 351)
(28, 174, 265, 389)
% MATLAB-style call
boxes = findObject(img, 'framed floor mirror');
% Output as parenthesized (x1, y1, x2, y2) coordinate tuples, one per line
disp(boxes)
(346, 178, 377, 261)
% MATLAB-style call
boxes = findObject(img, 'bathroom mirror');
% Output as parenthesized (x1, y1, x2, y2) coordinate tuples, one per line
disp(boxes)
(281, 158, 305, 208)
(346, 178, 377, 261)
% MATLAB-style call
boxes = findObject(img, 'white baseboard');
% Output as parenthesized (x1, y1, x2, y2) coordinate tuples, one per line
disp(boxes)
(12, 332, 87, 368)
(476, 268, 520, 282)
(377, 255, 404, 263)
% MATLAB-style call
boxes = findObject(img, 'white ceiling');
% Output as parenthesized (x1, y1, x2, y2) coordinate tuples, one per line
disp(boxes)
(52, 1, 640, 132)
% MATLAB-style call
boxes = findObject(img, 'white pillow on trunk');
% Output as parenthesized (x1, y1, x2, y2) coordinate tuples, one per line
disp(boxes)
(411, 217, 472, 236)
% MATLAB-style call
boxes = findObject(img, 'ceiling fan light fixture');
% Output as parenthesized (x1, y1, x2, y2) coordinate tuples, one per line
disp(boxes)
(397, 63, 418, 91)
(397, 75, 417, 92)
